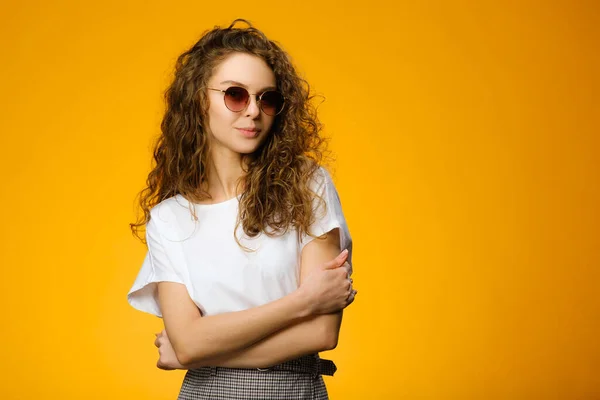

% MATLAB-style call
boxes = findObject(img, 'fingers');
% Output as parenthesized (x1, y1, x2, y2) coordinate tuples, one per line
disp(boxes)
(346, 289, 357, 303)
(157, 360, 173, 370)
(322, 249, 349, 269)
(341, 260, 352, 277)
(346, 291, 356, 306)
(154, 330, 164, 347)
(341, 263, 356, 300)
(344, 261, 352, 276)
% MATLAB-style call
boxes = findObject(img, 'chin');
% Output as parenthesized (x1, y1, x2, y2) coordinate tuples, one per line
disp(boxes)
(233, 142, 262, 155)
(237, 136, 269, 155)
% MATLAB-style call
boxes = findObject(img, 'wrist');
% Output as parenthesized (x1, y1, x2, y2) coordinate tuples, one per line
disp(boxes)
(291, 286, 313, 319)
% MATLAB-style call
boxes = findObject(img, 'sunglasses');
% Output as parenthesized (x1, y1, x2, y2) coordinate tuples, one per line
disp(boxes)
(207, 86, 285, 116)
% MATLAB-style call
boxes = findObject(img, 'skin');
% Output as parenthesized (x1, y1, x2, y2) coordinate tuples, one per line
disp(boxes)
(153, 51, 357, 370)
(203, 51, 278, 201)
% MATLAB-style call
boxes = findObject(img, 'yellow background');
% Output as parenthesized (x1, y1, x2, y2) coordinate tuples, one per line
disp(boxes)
(1, 0, 598, 399)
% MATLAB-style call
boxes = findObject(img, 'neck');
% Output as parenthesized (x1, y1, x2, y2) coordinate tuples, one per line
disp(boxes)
(205, 146, 248, 201)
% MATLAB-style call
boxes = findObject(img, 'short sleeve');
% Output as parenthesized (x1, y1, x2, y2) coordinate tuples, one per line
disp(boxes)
(300, 167, 353, 275)
(127, 211, 187, 318)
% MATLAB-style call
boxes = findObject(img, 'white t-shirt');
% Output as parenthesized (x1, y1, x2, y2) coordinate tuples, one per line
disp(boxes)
(127, 166, 352, 318)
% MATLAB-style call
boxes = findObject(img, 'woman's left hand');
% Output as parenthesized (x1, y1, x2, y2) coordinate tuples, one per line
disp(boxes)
(154, 329, 186, 370)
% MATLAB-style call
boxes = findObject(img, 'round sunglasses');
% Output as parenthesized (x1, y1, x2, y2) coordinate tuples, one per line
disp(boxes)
(207, 86, 285, 116)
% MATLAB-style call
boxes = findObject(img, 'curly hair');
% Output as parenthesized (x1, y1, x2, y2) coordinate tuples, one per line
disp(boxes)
(130, 18, 333, 249)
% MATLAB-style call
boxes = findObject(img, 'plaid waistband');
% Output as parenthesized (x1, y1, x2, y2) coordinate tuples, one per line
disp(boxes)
(257, 353, 337, 376)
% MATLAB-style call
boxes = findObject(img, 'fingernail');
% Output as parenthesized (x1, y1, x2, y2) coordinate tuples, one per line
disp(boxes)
(342, 249, 348, 255)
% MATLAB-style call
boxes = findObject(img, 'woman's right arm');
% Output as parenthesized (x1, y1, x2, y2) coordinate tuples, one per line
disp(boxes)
(157, 250, 351, 366)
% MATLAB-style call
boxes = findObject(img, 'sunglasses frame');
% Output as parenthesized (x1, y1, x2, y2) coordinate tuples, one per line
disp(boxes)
(207, 86, 286, 116)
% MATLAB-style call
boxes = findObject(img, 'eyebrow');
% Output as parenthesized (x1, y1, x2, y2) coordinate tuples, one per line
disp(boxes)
(219, 80, 277, 92)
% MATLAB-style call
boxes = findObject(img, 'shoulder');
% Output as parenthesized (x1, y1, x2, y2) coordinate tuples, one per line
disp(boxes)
(307, 165, 335, 193)
(148, 195, 197, 242)
(149, 194, 186, 219)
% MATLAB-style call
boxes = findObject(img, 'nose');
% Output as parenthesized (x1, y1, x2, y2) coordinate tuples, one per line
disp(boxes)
(244, 94, 261, 118)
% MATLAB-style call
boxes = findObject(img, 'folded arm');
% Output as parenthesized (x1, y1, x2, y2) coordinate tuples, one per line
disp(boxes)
(182, 310, 342, 369)
(180, 229, 346, 369)
(158, 228, 348, 368)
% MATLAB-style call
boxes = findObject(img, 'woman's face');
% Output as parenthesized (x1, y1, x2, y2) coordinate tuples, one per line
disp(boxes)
(205, 52, 277, 157)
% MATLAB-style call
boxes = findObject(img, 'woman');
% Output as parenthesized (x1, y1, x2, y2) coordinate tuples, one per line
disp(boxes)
(127, 18, 356, 399)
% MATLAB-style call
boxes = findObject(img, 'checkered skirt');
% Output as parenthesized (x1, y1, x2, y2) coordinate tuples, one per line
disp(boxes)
(177, 353, 336, 399)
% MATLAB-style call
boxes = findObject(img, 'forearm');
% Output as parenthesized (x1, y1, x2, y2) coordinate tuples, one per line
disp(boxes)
(177, 289, 312, 365)
(181, 311, 343, 369)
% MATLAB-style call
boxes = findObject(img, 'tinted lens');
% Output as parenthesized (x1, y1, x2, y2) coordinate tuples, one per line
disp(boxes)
(224, 86, 249, 111)
(259, 91, 285, 116)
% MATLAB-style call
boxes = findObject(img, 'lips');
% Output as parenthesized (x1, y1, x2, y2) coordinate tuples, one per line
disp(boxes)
(236, 127, 261, 137)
